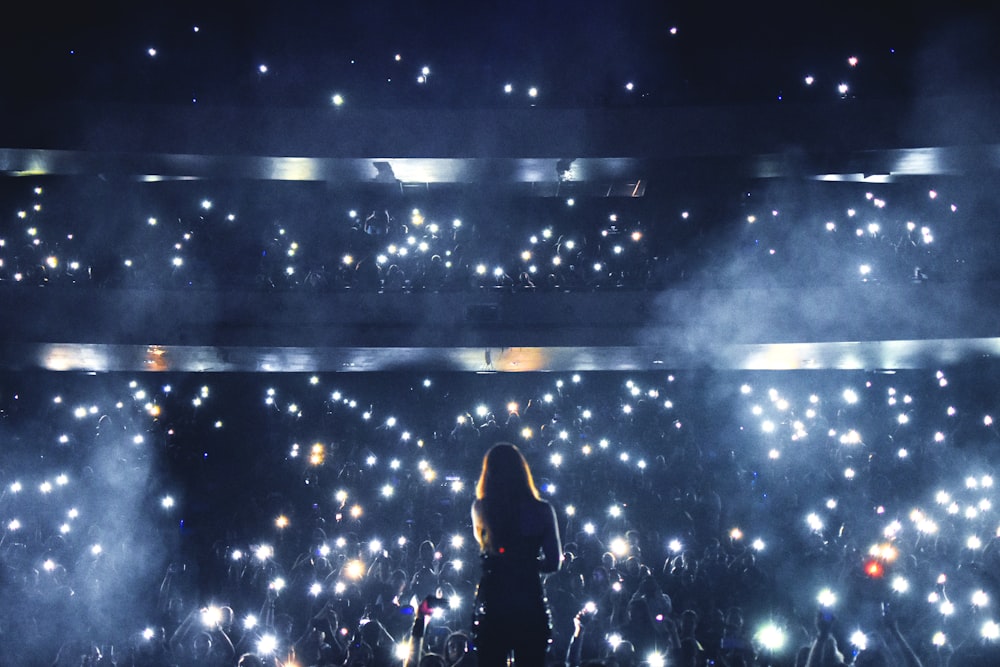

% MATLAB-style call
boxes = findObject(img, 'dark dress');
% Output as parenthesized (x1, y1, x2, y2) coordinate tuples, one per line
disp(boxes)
(472, 501, 557, 667)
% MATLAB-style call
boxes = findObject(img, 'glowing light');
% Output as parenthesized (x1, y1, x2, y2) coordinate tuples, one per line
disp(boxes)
(983, 621, 1000, 640)
(932, 632, 946, 647)
(850, 631, 867, 651)
(646, 652, 665, 667)
(395, 642, 413, 663)
(610, 537, 629, 557)
(257, 634, 277, 655)
(344, 559, 365, 579)
(310, 443, 325, 466)
(202, 606, 223, 627)
(161, 496, 175, 509)
(752, 538, 766, 551)
(669, 539, 683, 553)
(255, 544, 274, 561)
(817, 588, 837, 607)
(892, 576, 909, 593)
(840, 430, 862, 445)
(973, 590, 989, 607)
(332, 94, 344, 106)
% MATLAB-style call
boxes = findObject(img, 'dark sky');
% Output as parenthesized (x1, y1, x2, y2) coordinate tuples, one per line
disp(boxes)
(1, 1, 997, 108)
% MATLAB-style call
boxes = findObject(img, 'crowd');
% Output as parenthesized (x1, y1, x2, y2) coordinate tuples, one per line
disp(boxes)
(0, 178, 996, 294)
(5, 5, 1000, 666)
(4, 367, 1000, 666)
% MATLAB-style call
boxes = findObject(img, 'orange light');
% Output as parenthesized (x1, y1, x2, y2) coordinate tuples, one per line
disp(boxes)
(309, 443, 325, 466)
(864, 560, 884, 578)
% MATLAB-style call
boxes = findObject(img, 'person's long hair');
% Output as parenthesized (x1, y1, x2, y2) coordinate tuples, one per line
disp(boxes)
(474, 443, 541, 552)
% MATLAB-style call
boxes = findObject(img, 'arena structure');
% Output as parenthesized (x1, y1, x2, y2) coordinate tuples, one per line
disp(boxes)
(4, 5, 1000, 667)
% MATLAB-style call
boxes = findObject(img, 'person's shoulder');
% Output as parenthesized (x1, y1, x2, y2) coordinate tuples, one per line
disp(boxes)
(531, 497, 557, 517)
(538, 497, 556, 510)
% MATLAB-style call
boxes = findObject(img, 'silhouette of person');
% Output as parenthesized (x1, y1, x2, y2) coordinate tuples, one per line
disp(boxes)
(471, 443, 562, 666)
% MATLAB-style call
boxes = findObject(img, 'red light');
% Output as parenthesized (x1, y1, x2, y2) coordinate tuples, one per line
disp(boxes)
(864, 560, 884, 578)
